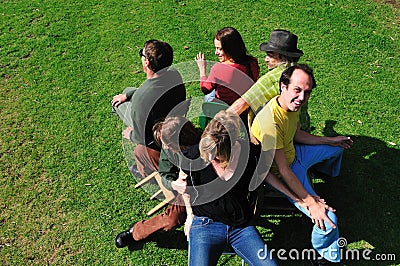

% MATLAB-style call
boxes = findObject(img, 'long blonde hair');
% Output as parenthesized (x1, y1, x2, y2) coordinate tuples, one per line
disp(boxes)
(199, 111, 240, 169)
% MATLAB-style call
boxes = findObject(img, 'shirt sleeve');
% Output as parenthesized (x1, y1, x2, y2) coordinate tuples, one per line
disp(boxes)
(123, 87, 137, 100)
(199, 64, 218, 94)
(251, 106, 281, 152)
(242, 74, 278, 114)
(242, 65, 284, 114)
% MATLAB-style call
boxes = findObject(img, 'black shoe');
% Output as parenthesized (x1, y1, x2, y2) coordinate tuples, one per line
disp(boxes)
(115, 225, 136, 248)
(129, 165, 142, 178)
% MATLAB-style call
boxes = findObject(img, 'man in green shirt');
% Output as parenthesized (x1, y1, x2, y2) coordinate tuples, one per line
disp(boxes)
(111, 40, 186, 177)
(227, 29, 310, 140)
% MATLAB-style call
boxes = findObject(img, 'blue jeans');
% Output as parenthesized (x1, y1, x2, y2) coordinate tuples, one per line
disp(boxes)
(204, 89, 216, 102)
(188, 216, 277, 266)
(289, 144, 343, 263)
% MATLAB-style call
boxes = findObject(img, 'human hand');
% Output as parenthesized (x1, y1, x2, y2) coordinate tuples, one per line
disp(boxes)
(307, 199, 336, 231)
(294, 199, 309, 215)
(249, 130, 260, 145)
(195, 52, 206, 64)
(315, 196, 336, 213)
(111, 93, 127, 108)
(195, 52, 207, 75)
(171, 171, 187, 194)
(184, 213, 194, 238)
(328, 136, 353, 149)
(122, 127, 133, 140)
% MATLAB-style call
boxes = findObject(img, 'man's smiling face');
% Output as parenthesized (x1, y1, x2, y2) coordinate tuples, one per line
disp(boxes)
(279, 68, 313, 112)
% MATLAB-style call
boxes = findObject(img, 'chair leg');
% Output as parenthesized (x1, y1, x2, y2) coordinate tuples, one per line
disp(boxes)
(134, 171, 157, 188)
(147, 198, 173, 216)
(150, 189, 162, 200)
(134, 171, 176, 216)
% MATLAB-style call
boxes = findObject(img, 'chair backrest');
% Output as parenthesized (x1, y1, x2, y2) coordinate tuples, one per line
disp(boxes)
(198, 101, 229, 130)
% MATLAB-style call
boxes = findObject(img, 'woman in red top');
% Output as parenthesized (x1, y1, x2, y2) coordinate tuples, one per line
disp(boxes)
(195, 27, 260, 105)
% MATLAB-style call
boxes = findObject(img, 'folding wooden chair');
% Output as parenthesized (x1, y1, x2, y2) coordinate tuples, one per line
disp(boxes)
(134, 171, 176, 216)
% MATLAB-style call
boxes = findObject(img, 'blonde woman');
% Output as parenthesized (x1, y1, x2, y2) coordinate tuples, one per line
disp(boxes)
(181, 111, 277, 266)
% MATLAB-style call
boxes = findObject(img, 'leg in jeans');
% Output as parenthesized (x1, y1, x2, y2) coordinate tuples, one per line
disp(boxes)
(132, 194, 186, 241)
(289, 144, 343, 262)
(294, 144, 343, 178)
(189, 217, 227, 266)
(229, 226, 277, 266)
(134, 144, 160, 177)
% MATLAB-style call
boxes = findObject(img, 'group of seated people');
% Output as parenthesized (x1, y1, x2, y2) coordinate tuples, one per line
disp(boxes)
(110, 28, 353, 265)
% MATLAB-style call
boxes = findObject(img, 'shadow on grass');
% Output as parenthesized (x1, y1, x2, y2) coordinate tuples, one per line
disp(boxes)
(128, 229, 188, 251)
(331, 123, 399, 264)
(321, 119, 399, 254)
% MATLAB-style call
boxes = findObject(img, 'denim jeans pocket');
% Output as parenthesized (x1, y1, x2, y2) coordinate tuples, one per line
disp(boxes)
(191, 216, 213, 229)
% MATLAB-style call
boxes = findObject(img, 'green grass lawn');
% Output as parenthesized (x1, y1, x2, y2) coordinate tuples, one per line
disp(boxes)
(1, 0, 399, 265)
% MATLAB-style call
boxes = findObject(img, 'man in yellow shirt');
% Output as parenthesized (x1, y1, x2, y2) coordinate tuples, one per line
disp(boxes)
(252, 64, 353, 264)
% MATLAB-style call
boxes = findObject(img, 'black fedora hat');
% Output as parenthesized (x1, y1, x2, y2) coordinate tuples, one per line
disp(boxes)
(259, 29, 303, 58)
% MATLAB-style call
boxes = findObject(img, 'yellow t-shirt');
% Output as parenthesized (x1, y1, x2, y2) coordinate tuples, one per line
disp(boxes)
(251, 96, 299, 170)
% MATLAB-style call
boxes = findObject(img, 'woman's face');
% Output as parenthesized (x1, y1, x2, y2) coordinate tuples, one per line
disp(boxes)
(214, 39, 231, 63)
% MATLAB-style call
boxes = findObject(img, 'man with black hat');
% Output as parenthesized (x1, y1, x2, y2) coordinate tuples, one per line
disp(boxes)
(227, 29, 310, 138)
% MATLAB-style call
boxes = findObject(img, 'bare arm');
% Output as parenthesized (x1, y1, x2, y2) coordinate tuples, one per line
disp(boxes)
(294, 124, 353, 149)
(179, 171, 193, 238)
(264, 171, 300, 202)
(195, 52, 207, 77)
(227, 97, 250, 116)
(264, 172, 335, 214)
(182, 193, 193, 238)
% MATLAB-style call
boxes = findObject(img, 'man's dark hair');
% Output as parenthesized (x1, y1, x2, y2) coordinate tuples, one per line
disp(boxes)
(153, 116, 201, 151)
(279, 64, 317, 93)
(144, 40, 173, 73)
(284, 55, 301, 63)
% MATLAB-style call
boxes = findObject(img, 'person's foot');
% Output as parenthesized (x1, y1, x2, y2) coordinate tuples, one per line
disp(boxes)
(115, 224, 137, 248)
(129, 165, 142, 178)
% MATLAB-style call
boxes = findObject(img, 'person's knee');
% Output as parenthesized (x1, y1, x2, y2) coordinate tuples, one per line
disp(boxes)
(162, 215, 181, 231)
(162, 207, 185, 231)
(325, 210, 338, 230)
(133, 144, 145, 157)
(329, 145, 344, 157)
